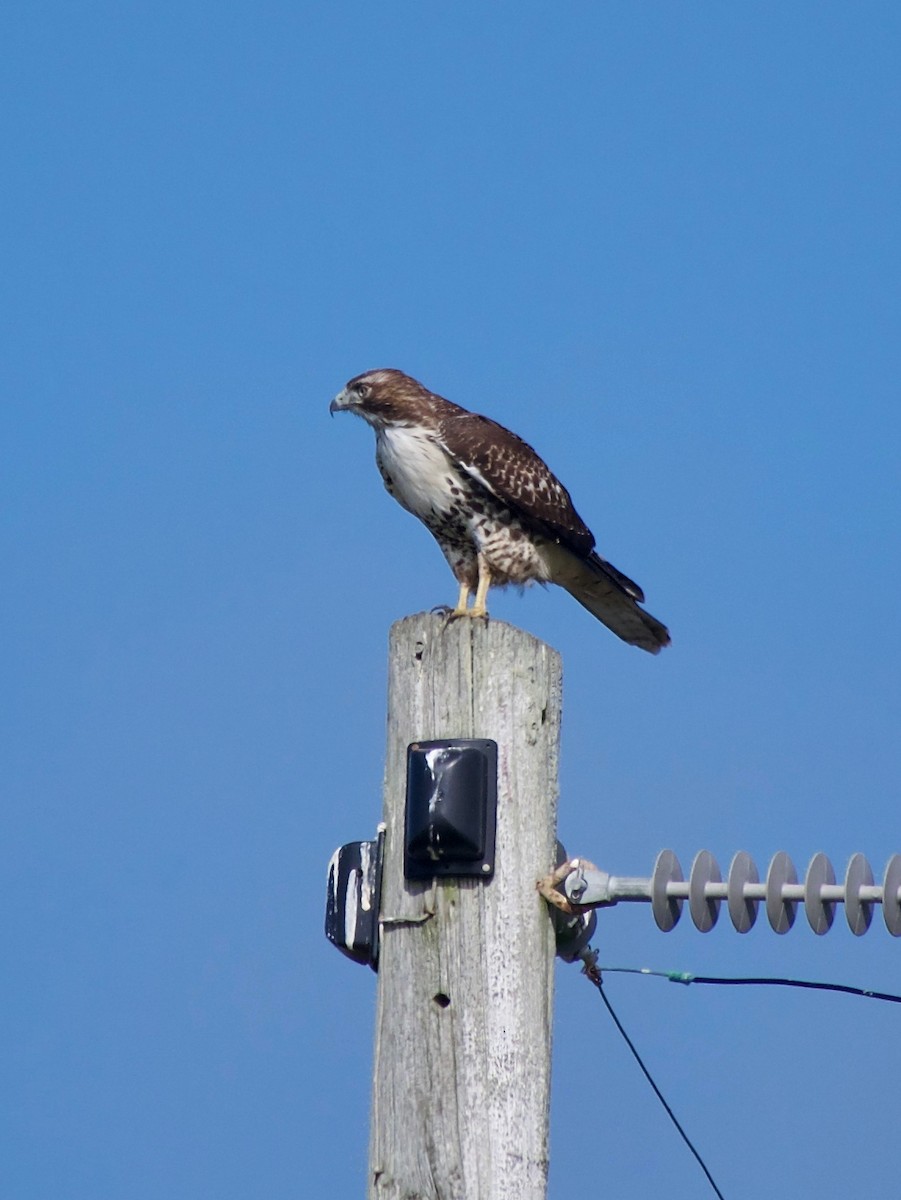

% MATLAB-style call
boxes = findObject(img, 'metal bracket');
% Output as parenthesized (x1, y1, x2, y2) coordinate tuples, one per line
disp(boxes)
(539, 846, 597, 961)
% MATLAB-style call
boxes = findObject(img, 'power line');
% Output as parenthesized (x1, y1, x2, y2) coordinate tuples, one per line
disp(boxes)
(583, 961, 900, 1197)
(581, 956, 726, 1199)
(600, 966, 901, 1004)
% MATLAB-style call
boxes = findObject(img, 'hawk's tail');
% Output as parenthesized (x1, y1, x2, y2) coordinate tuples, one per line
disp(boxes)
(543, 545, 671, 654)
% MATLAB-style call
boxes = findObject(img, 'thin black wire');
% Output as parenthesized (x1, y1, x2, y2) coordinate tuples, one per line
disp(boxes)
(601, 966, 901, 1004)
(691, 975, 901, 1002)
(582, 964, 726, 1200)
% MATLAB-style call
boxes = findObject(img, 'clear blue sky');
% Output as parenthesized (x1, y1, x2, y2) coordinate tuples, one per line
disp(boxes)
(3, 3, 900, 1195)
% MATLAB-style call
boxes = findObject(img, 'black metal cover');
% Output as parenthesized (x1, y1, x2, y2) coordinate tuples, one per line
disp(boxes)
(324, 831, 384, 970)
(404, 739, 498, 880)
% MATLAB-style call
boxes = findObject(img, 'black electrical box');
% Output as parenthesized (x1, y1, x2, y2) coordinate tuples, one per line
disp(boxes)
(404, 739, 498, 881)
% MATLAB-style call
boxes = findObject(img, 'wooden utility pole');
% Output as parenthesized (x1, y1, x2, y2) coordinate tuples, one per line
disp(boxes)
(369, 612, 562, 1200)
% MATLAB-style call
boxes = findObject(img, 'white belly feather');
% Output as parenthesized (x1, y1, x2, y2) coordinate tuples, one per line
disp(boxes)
(375, 424, 550, 587)
(375, 426, 458, 520)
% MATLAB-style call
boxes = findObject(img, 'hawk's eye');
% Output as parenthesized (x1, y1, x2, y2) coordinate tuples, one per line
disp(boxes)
(356, 383, 371, 400)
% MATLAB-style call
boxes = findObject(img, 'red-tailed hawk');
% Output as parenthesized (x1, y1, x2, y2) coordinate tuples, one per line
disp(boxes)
(330, 369, 670, 653)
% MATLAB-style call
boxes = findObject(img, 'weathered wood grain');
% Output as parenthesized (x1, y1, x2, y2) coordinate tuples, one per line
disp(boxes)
(369, 613, 561, 1200)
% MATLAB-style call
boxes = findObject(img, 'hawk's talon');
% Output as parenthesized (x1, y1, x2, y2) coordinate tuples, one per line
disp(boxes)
(441, 607, 472, 629)
(433, 604, 490, 630)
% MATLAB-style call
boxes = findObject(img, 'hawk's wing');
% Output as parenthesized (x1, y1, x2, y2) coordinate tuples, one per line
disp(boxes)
(437, 408, 669, 649)
(436, 410, 647, 604)
(436, 411, 596, 556)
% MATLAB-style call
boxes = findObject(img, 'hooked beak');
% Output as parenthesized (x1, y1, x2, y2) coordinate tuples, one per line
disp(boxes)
(329, 386, 353, 417)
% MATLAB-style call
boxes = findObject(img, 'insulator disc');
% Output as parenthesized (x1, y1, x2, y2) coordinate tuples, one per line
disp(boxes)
(689, 850, 721, 932)
(845, 853, 874, 935)
(766, 851, 798, 933)
(804, 852, 836, 934)
(727, 851, 759, 933)
(651, 849, 683, 932)
(883, 855, 901, 936)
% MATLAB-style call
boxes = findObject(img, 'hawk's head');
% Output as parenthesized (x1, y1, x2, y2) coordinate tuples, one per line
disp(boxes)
(330, 369, 442, 429)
